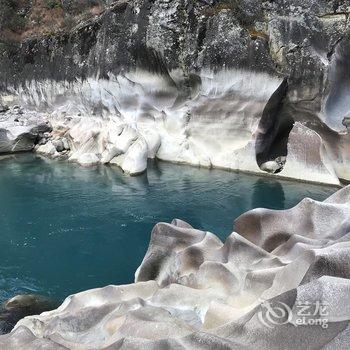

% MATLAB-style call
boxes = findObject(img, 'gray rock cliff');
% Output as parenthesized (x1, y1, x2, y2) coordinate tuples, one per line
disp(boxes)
(1, 1, 350, 182)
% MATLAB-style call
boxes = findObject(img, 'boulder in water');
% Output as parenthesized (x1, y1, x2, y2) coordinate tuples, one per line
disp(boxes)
(0, 294, 58, 335)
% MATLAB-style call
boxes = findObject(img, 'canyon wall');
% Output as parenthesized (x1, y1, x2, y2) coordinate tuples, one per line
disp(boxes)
(1, 0, 350, 183)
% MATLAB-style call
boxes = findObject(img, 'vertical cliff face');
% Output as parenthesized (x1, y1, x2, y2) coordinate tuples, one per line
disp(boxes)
(1, 0, 350, 183)
(0, 0, 278, 85)
(0, 1, 346, 85)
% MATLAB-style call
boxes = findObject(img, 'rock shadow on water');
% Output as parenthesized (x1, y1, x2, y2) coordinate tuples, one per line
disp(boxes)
(252, 178, 285, 210)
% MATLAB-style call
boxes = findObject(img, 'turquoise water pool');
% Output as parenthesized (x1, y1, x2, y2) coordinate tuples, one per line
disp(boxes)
(0, 154, 336, 303)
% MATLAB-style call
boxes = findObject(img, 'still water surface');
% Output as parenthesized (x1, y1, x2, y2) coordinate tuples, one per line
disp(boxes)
(0, 154, 336, 302)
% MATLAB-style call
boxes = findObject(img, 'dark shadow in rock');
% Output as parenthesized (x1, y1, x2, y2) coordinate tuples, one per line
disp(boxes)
(255, 78, 294, 174)
(134, 45, 175, 85)
(325, 32, 350, 131)
(0, 294, 59, 335)
(252, 178, 285, 210)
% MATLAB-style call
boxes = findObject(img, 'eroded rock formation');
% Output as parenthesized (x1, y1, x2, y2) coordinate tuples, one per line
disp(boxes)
(1, 0, 350, 183)
(0, 107, 51, 154)
(1, 186, 350, 349)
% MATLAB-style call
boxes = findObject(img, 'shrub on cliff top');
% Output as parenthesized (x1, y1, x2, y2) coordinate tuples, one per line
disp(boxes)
(44, 0, 63, 9)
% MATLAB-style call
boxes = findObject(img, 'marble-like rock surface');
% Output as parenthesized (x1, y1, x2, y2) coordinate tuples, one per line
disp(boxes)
(3, 68, 343, 184)
(1, 186, 350, 349)
(38, 116, 152, 174)
(0, 109, 51, 154)
(1, 1, 350, 184)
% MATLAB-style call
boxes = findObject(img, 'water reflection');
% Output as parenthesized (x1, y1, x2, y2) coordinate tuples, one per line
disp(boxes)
(252, 178, 285, 210)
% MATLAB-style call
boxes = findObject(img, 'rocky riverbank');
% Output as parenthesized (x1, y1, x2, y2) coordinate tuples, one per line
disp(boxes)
(0, 105, 51, 154)
(1, 185, 350, 349)
(0, 76, 346, 184)
(1, 0, 350, 183)
(1, 1, 350, 348)
(0, 64, 348, 184)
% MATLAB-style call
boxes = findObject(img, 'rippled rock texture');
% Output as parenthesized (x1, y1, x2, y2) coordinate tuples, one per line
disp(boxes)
(1, 0, 350, 182)
(1, 186, 350, 349)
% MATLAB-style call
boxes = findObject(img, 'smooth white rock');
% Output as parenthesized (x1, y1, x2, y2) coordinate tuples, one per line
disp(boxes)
(3, 69, 348, 184)
(36, 141, 57, 156)
(76, 153, 100, 166)
(121, 137, 148, 175)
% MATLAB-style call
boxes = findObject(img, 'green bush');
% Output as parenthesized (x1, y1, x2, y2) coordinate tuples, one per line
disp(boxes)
(44, 0, 62, 9)
(0, 41, 18, 59)
(0, 0, 27, 32)
(8, 15, 26, 31)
